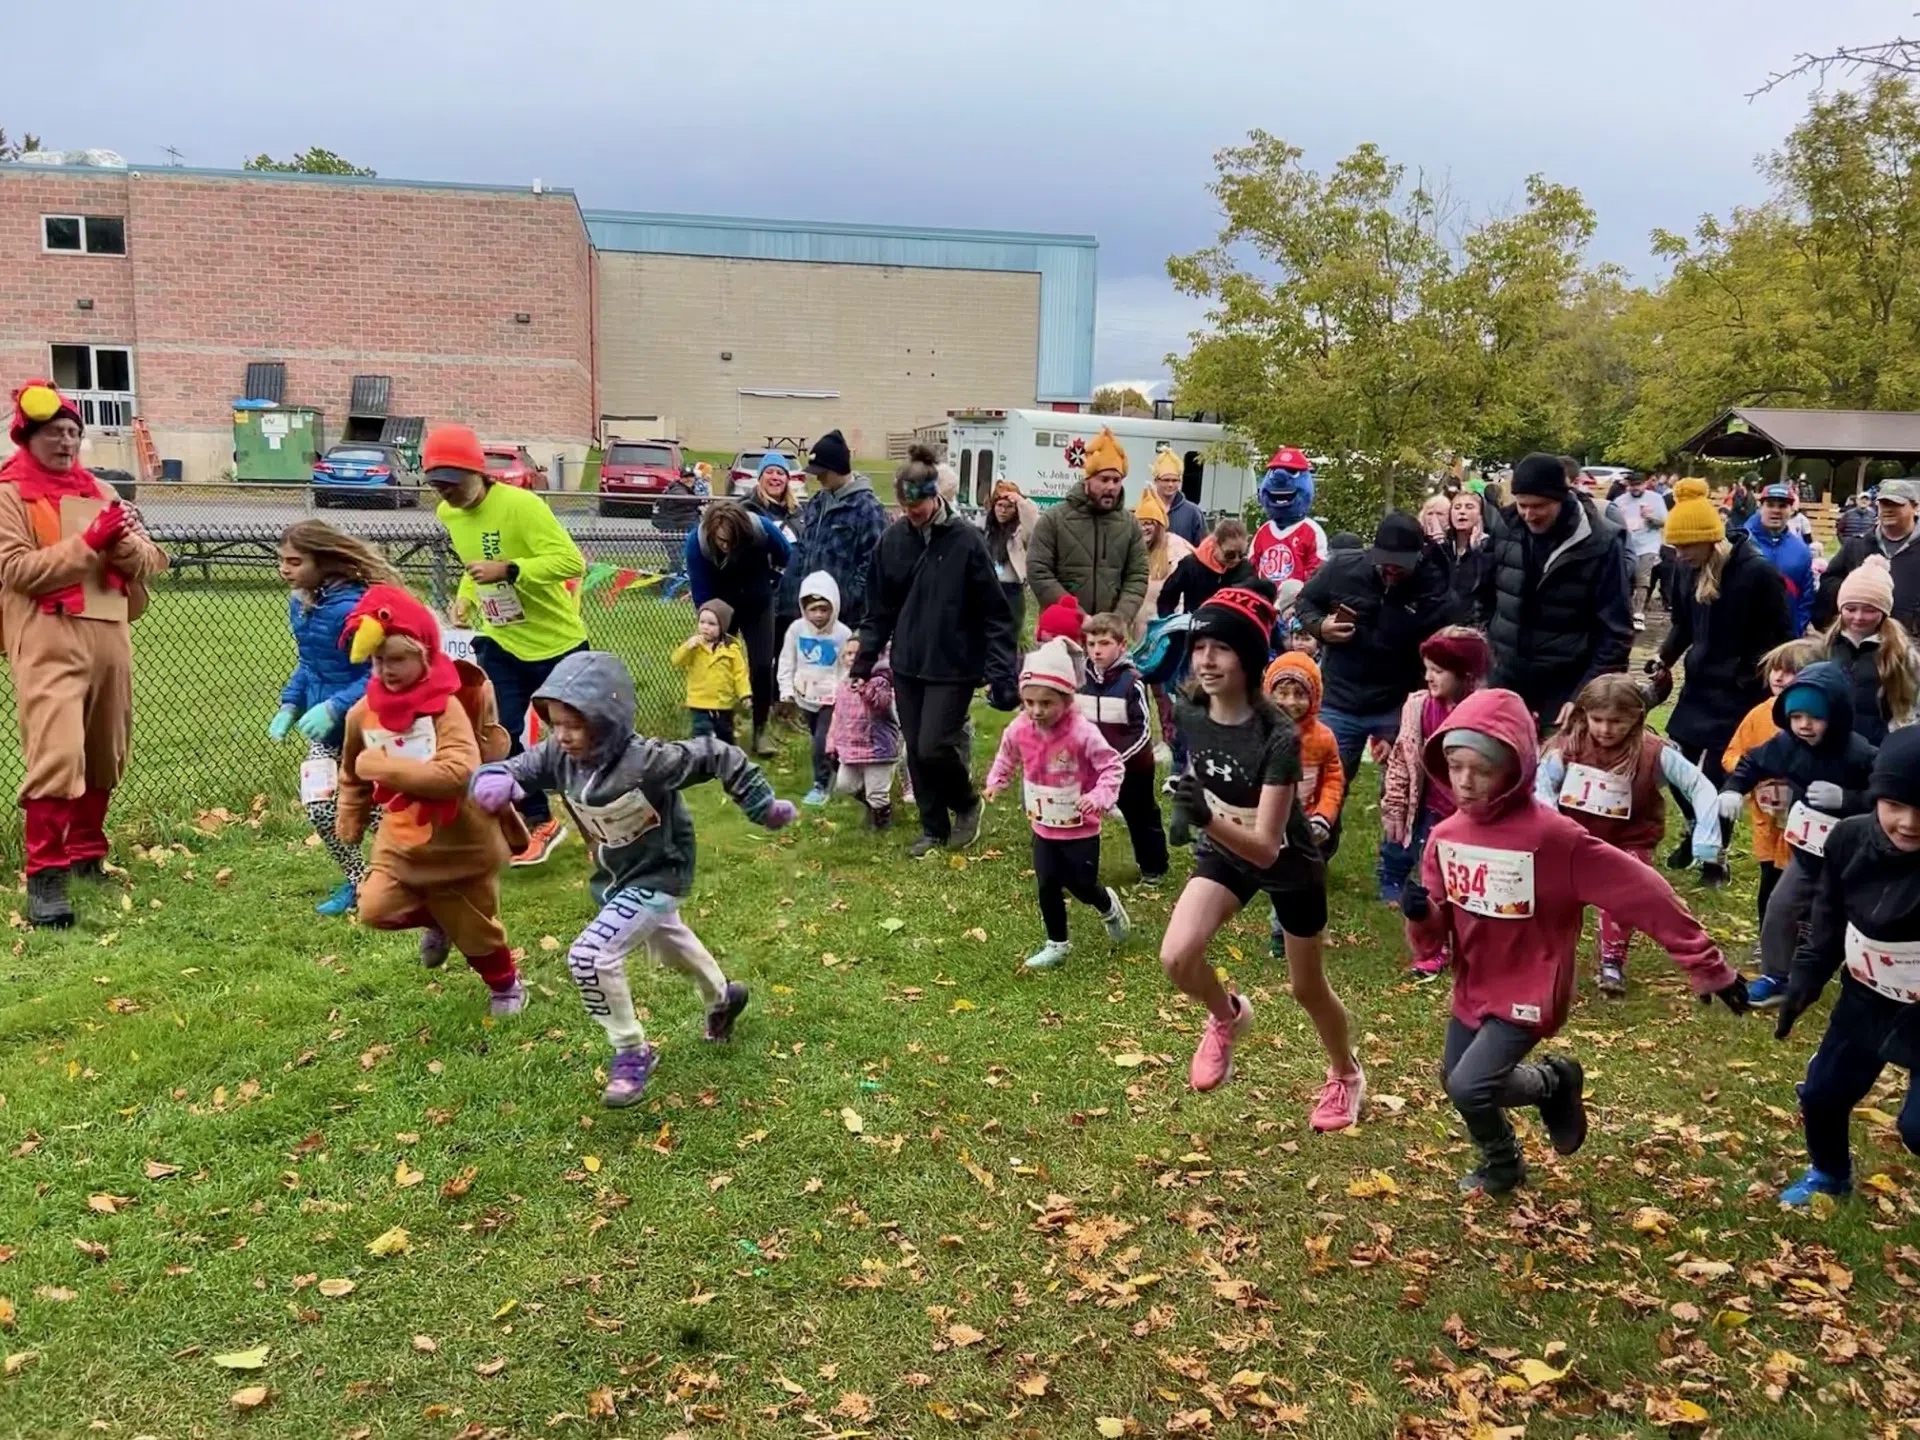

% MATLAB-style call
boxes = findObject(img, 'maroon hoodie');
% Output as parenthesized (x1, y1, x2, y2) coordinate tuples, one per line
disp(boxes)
(1406, 689, 1734, 1038)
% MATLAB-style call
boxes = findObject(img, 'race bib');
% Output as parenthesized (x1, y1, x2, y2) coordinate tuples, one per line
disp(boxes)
(1558, 763, 1632, 820)
(1754, 780, 1791, 818)
(299, 755, 338, 804)
(1024, 780, 1083, 828)
(364, 716, 438, 763)
(569, 789, 660, 848)
(1436, 840, 1535, 919)
(1844, 924, 1920, 1004)
(1203, 789, 1273, 842)
(1784, 801, 1838, 856)
(476, 582, 525, 626)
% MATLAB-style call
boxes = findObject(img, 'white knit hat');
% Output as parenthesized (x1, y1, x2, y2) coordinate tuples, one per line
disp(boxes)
(1019, 636, 1085, 697)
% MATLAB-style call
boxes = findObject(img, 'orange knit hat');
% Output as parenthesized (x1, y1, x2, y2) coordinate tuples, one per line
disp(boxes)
(1083, 426, 1127, 479)
(422, 423, 488, 477)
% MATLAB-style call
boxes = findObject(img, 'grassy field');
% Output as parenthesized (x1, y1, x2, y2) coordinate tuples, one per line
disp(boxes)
(1, 701, 1916, 1440)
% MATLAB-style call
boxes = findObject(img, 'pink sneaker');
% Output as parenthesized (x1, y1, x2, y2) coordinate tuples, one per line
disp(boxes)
(1311, 1060, 1367, 1132)
(1408, 952, 1447, 980)
(1188, 994, 1253, 1092)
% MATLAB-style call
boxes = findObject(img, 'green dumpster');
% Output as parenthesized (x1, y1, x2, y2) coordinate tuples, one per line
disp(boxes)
(233, 406, 324, 482)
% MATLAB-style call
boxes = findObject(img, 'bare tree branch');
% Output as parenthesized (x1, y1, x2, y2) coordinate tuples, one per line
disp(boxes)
(1751, 25, 1920, 97)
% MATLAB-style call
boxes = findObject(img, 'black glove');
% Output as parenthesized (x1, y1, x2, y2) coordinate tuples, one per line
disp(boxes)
(1703, 973, 1750, 1015)
(1773, 974, 1821, 1040)
(986, 679, 1018, 713)
(1170, 770, 1207, 824)
(1698, 860, 1729, 890)
(1400, 879, 1431, 923)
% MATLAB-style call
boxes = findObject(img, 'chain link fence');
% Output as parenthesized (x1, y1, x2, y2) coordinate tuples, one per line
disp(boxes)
(0, 483, 716, 860)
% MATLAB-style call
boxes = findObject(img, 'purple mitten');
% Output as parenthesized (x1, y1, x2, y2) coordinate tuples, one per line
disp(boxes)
(471, 770, 524, 813)
(763, 798, 798, 831)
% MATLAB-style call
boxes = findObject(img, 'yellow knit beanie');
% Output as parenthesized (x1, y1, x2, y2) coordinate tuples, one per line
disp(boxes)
(1152, 448, 1182, 481)
(1083, 426, 1128, 479)
(1134, 488, 1169, 526)
(1663, 478, 1726, 547)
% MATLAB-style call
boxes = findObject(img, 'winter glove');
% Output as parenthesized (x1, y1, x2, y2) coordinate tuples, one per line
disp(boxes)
(470, 770, 524, 814)
(81, 502, 128, 552)
(1773, 972, 1823, 1040)
(267, 705, 298, 742)
(1308, 815, 1332, 846)
(1170, 770, 1208, 827)
(1400, 879, 1432, 923)
(1698, 859, 1729, 889)
(1805, 781, 1844, 811)
(1703, 972, 1751, 1015)
(295, 702, 337, 741)
(986, 679, 1019, 713)
(761, 799, 798, 831)
(1715, 790, 1746, 824)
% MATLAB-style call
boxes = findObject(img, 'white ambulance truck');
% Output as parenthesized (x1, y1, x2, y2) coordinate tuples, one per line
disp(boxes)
(945, 409, 1258, 517)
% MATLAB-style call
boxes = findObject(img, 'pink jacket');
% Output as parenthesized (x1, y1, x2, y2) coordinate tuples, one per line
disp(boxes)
(1405, 689, 1734, 1038)
(985, 708, 1123, 841)
(826, 662, 900, 765)
(1380, 689, 1433, 846)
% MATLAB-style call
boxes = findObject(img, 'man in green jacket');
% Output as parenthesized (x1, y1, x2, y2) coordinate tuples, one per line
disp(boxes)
(1026, 426, 1149, 624)
(425, 423, 588, 865)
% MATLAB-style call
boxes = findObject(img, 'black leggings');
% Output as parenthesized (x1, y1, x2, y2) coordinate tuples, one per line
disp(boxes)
(1033, 833, 1113, 942)
(1115, 753, 1169, 877)
(732, 605, 777, 736)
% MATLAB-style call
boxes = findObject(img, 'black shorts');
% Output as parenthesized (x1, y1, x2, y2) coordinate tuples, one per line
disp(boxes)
(1191, 849, 1328, 937)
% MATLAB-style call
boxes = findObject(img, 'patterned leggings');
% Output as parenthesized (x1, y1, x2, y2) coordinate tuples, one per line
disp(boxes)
(567, 885, 729, 1053)
(305, 739, 375, 885)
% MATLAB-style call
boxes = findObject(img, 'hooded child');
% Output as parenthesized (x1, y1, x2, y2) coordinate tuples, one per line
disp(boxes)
(1723, 638, 1827, 953)
(1079, 610, 1169, 882)
(1770, 726, 1920, 1207)
(1536, 674, 1726, 996)
(1720, 661, 1879, 1006)
(336, 586, 531, 1013)
(778, 569, 852, 805)
(1262, 650, 1346, 956)
(472, 651, 797, 1106)
(983, 636, 1129, 971)
(673, 598, 751, 743)
(1404, 688, 1748, 1195)
(828, 640, 903, 827)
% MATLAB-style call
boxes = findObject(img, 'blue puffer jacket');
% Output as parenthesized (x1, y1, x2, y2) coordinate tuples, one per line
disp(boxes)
(279, 581, 372, 746)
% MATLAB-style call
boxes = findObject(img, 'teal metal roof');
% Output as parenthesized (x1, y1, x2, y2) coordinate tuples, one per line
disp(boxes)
(585, 209, 1097, 402)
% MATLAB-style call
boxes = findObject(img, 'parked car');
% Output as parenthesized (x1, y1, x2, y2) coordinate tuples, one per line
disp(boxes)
(482, 444, 549, 491)
(729, 449, 796, 495)
(312, 444, 420, 508)
(599, 437, 687, 518)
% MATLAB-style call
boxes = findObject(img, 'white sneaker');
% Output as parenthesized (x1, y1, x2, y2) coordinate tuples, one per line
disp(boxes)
(1101, 887, 1130, 944)
(1632, 613, 1647, 631)
(1023, 940, 1071, 971)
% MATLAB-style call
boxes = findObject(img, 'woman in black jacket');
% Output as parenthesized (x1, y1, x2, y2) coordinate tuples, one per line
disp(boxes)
(1654, 527, 1795, 867)
(742, 455, 805, 721)
(1156, 517, 1255, 617)
(685, 499, 792, 756)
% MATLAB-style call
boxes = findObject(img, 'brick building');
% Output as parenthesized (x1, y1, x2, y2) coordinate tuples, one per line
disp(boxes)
(1, 161, 1097, 482)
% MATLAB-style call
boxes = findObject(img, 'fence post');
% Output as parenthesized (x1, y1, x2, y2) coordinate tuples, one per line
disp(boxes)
(429, 535, 450, 612)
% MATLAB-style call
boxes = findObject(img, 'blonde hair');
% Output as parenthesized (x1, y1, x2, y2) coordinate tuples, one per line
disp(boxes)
(1758, 637, 1826, 683)
(1824, 612, 1920, 728)
(1082, 611, 1128, 643)
(281, 520, 402, 591)
(1555, 673, 1648, 759)
(1691, 540, 1732, 605)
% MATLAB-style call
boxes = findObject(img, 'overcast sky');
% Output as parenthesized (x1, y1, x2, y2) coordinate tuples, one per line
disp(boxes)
(15, 0, 1897, 388)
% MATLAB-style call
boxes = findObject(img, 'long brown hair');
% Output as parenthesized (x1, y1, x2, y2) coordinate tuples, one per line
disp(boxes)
(1825, 611, 1920, 729)
(281, 520, 402, 591)
(698, 499, 755, 557)
(1553, 673, 1649, 772)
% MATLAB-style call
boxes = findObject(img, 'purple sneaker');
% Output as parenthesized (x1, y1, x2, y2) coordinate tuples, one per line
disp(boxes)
(489, 979, 526, 1016)
(704, 982, 750, 1042)
(420, 926, 450, 969)
(603, 1046, 656, 1108)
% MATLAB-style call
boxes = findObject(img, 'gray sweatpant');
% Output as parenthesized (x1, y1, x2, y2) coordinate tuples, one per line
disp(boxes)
(1442, 1016, 1548, 1146)
(1759, 853, 1818, 981)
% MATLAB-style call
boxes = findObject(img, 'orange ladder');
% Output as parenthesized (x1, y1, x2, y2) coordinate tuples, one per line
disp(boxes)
(132, 417, 160, 483)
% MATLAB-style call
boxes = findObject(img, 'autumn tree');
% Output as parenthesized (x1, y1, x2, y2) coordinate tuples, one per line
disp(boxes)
(1091, 386, 1154, 417)
(244, 147, 375, 176)
(0, 128, 42, 161)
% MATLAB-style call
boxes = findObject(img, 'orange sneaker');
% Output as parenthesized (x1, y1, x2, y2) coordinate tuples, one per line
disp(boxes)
(511, 818, 569, 867)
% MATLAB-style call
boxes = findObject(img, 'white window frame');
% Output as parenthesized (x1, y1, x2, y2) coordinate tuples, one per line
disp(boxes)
(48, 343, 137, 430)
(41, 214, 127, 256)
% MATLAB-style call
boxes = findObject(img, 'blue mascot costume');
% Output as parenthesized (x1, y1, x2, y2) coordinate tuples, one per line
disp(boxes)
(1250, 446, 1328, 586)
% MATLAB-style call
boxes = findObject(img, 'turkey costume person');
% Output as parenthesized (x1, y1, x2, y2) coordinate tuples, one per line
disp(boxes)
(0, 380, 168, 927)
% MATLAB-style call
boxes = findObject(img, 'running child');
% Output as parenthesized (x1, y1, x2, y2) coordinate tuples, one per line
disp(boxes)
(270, 521, 400, 915)
(1404, 688, 1748, 1194)
(828, 640, 902, 828)
(1262, 651, 1343, 956)
(1718, 662, 1878, 1007)
(1723, 638, 1828, 958)
(1771, 726, 1920, 1207)
(1824, 555, 1918, 746)
(1159, 584, 1364, 1128)
(1535, 674, 1725, 996)
(1381, 626, 1490, 976)
(673, 598, 750, 743)
(1080, 611, 1169, 883)
(982, 636, 1129, 971)
(472, 651, 796, 1106)
(778, 571, 851, 806)
(336, 586, 529, 1013)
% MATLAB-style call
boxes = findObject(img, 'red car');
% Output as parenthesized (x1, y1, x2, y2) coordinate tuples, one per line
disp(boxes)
(482, 444, 549, 491)
(599, 437, 687, 518)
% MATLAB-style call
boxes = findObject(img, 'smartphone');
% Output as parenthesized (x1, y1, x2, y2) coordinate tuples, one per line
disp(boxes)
(1332, 603, 1358, 625)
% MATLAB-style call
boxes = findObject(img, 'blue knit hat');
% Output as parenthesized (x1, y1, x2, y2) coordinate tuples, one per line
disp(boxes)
(1782, 683, 1828, 720)
(756, 451, 790, 479)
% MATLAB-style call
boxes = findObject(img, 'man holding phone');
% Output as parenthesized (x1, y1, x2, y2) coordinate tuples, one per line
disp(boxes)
(1293, 512, 1463, 797)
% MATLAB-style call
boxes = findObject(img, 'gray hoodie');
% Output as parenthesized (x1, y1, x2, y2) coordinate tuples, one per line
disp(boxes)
(483, 651, 776, 904)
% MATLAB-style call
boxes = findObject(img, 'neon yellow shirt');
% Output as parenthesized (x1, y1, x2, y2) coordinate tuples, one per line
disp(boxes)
(438, 483, 588, 661)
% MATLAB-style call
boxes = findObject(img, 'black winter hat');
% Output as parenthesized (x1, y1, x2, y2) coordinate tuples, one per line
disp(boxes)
(1870, 726, 1920, 807)
(1190, 585, 1277, 689)
(1368, 511, 1427, 570)
(1511, 452, 1571, 500)
(806, 429, 851, 476)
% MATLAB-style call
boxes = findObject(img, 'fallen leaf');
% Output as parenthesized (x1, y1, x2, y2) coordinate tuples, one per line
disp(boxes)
(586, 1385, 617, 1419)
(1346, 1170, 1400, 1199)
(1112, 1053, 1147, 1069)
(1631, 1206, 1678, 1236)
(1516, 1357, 1571, 1386)
(365, 1226, 409, 1258)
(0, 1297, 13, 1330)
(1645, 1392, 1710, 1428)
(143, 1159, 180, 1181)
(833, 1391, 878, 1422)
(317, 1278, 355, 1299)
(840, 1108, 865, 1135)
(878, 917, 906, 934)
(3, 1351, 39, 1377)
(582, 1155, 602, 1174)
(229, 1384, 270, 1409)
(86, 1193, 131, 1215)
(492, 1299, 518, 1321)
(440, 1166, 477, 1199)
(411, 1334, 438, 1353)
(1016, 1372, 1051, 1397)
(393, 1161, 424, 1188)
(1857, 1105, 1897, 1127)
(707, 1173, 733, 1193)
(1096, 1421, 1134, 1439)
(33, 1287, 75, 1303)
(947, 1321, 985, 1348)
(473, 1356, 507, 1378)
(212, 1345, 270, 1371)
(71, 1238, 108, 1262)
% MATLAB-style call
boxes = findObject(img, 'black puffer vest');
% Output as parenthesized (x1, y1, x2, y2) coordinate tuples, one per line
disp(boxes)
(1486, 497, 1623, 686)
